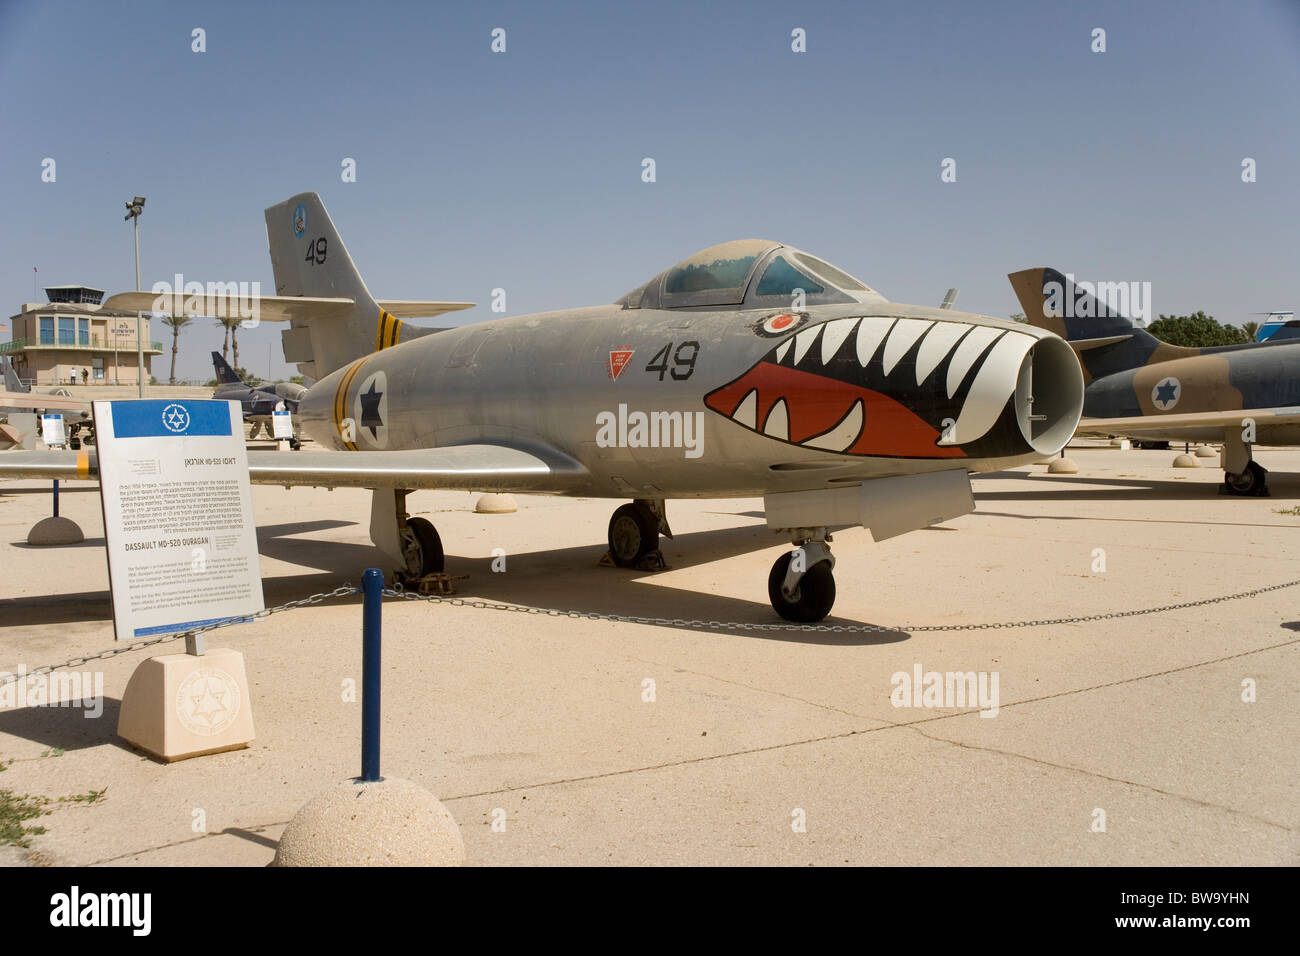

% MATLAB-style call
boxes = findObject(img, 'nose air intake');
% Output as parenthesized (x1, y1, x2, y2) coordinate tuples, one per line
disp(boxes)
(1016, 334, 1084, 456)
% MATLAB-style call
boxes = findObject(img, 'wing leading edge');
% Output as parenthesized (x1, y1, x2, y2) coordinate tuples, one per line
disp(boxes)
(0, 444, 587, 494)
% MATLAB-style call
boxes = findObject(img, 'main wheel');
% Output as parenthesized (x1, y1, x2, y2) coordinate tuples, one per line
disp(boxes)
(405, 516, 445, 575)
(767, 552, 836, 623)
(608, 502, 658, 567)
(1224, 461, 1267, 496)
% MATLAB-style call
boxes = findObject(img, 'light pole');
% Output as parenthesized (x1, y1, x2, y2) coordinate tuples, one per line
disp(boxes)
(124, 196, 145, 397)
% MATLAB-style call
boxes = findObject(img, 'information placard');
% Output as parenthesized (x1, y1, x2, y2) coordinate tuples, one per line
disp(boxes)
(92, 400, 265, 641)
(41, 414, 66, 447)
(272, 408, 294, 439)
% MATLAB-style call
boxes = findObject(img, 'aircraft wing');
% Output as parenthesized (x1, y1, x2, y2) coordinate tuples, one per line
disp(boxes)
(0, 444, 588, 493)
(0, 390, 91, 413)
(1077, 407, 1300, 442)
(102, 293, 475, 322)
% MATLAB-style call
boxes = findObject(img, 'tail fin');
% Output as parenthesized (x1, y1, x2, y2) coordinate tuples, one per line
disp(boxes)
(1, 357, 27, 392)
(1008, 267, 1195, 382)
(265, 192, 386, 380)
(211, 351, 243, 385)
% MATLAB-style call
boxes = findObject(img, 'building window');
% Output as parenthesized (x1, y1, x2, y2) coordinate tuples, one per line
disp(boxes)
(92, 357, 104, 381)
(39, 316, 54, 345)
(77, 317, 90, 346)
(58, 316, 75, 346)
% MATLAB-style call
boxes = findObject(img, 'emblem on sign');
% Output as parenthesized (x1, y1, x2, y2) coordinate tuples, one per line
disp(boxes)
(161, 403, 190, 433)
(175, 667, 242, 736)
(608, 348, 635, 380)
(293, 203, 308, 238)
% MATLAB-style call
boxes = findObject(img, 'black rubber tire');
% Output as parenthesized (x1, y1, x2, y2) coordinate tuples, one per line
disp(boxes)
(608, 502, 658, 567)
(767, 552, 836, 623)
(406, 516, 445, 575)
(1224, 461, 1268, 496)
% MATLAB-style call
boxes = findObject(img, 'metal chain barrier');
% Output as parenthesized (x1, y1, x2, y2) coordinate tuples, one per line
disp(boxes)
(382, 575, 1300, 634)
(0, 585, 358, 688)
(5, 575, 1298, 684)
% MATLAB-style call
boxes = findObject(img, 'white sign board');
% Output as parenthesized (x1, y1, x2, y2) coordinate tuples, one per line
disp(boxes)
(92, 399, 265, 641)
(271, 408, 294, 439)
(41, 414, 66, 447)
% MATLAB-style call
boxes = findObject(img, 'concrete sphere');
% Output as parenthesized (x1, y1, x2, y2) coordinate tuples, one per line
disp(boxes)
(273, 776, 466, 867)
(1194, 445, 1218, 459)
(1172, 454, 1200, 468)
(1047, 457, 1079, 474)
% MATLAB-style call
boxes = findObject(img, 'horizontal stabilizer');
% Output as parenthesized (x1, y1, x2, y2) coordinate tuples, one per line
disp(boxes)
(103, 292, 354, 323)
(375, 300, 475, 318)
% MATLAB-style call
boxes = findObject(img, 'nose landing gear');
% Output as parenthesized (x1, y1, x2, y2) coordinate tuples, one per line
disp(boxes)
(768, 530, 836, 622)
(605, 498, 670, 570)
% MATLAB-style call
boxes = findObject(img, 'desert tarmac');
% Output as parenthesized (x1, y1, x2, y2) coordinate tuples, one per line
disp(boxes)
(1, 439, 1297, 866)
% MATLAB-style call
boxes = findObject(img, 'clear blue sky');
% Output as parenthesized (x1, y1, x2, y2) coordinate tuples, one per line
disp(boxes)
(2, 0, 1296, 381)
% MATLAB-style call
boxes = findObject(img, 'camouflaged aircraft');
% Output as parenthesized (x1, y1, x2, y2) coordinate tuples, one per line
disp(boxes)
(1009, 267, 1300, 497)
(0, 193, 1085, 621)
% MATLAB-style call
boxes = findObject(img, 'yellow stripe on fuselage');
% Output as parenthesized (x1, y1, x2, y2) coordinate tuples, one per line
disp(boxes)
(331, 357, 367, 450)
(76, 449, 89, 479)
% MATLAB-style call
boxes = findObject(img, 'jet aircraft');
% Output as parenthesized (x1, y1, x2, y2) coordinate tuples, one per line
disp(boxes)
(0, 194, 1084, 621)
(1009, 267, 1300, 496)
(210, 351, 307, 441)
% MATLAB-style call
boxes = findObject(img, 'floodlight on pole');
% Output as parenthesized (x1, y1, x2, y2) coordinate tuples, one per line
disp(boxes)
(124, 196, 146, 397)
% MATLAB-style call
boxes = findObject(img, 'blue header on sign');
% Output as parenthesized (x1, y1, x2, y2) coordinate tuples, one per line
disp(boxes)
(110, 400, 232, 438)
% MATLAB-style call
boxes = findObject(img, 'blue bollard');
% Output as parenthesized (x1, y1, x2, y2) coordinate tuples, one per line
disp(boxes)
(361, 568, 383, 782)
(52, 480, 59, 518)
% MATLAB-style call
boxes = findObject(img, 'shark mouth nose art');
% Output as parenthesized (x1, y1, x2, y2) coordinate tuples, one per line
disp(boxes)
(704, 316, 1040, 458)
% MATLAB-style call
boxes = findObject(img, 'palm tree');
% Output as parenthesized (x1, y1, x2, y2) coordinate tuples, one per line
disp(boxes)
(216, 316, 242, 366)
(1242, 320, 1260, 341)
(161, 314, 192, 384)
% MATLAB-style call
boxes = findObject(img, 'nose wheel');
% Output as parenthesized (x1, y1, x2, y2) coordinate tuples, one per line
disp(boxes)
(768, 534, 836, 622)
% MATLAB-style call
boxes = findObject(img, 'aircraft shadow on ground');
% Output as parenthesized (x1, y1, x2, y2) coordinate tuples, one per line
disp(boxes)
(973, 471, 1300, 502)
(0, 697, 122, 753)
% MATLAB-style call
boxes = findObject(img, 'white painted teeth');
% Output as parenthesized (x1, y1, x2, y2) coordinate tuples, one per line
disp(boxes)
(939, 331, 1036, 445)
(855, 316, 893, 366)
(732, 389, 757, 429)
(946, 326, 1001, 398)
(763, 398, 789, 441)
(914, 321, 968, 386)
(775, 340, 792, 364)
(792, 326, 821, 365)
(802, 400, 864, 453)
(818, 317, 858, 365)
(881, 318, 934, 375)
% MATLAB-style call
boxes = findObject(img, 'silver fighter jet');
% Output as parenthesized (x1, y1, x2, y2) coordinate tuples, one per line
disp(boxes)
(5, 193, 1084, 621)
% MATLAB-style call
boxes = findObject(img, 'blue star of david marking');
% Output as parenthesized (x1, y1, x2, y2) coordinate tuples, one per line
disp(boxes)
(1155, 380, 1179, 406)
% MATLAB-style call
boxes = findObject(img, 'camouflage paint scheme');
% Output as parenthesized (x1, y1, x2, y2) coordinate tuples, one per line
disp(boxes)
(1009, 267, 1300, 494)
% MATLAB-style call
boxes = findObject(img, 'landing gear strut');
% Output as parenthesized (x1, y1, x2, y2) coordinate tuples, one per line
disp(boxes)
(606, 498, 669, 569)
(372, 488, 445, 581)
(768, 529, 836, 622)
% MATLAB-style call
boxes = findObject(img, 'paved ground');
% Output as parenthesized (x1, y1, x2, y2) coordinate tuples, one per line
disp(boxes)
(1, 440, 1297, 865)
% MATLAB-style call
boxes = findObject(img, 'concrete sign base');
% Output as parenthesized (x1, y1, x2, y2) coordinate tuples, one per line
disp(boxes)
(117, 648, 255, 762)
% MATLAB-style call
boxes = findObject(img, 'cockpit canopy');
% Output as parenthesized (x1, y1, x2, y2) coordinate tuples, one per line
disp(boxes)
(618, 239, 881, 310)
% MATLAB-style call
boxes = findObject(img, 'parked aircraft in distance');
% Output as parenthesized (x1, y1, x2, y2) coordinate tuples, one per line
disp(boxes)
(1010, 267, 1300, 496)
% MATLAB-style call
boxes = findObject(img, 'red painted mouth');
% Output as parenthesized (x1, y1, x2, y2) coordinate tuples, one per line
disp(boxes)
(704, 360, 966, 458)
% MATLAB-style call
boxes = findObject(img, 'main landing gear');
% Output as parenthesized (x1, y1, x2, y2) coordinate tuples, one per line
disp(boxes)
(403, 514, 445, 577)
(374, 489, 445, 582)
(768, 529, 837, 623)
(1224, 460, 1269, 497)
(1220, 432, 1270, 497)
(606, 498, 669, 570)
